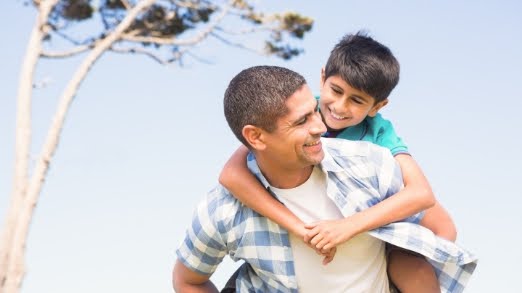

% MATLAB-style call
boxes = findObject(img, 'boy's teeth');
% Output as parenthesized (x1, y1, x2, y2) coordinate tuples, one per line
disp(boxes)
(330, 110, 346, 119)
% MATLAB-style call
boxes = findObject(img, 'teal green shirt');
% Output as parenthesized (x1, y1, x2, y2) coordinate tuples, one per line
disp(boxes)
(317, 97, 409, 156)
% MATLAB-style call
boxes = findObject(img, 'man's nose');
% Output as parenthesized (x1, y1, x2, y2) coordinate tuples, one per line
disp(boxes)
(309, 112, 327, 135)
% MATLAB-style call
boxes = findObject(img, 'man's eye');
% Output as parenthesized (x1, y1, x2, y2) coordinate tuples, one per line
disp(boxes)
(297, 118, 307, 125)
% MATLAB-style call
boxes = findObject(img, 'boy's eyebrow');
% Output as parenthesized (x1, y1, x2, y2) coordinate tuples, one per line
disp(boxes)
(330, 83, 343, 90)
(330, 82, 368, 101)
(350, 93, 365, 100)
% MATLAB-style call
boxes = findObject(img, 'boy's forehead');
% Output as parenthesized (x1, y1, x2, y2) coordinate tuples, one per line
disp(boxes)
(327, 75, 376, 100)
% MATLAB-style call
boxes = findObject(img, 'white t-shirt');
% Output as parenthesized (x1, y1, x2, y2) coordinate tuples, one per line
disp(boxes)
(270, 167, 390, 293)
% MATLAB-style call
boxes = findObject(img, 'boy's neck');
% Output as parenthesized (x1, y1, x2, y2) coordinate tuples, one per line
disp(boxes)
(323, 128, 342, 138)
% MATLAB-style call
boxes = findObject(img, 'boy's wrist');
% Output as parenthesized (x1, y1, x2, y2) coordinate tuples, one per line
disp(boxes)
(293, 224, 307, 239)
(346, 213, 371, 235)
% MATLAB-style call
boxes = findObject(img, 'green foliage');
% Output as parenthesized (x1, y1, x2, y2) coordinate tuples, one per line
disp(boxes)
(127, 4, 215, 38)
(44, 0, 313, 61)
(57, 0, 94, 21)
(281, 13, 313, 39)
(265, 42, 302, 60)
(105, 0, 125, 10)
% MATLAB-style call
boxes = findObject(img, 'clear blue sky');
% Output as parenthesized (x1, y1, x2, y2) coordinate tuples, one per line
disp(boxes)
(1, 1, 521, 292)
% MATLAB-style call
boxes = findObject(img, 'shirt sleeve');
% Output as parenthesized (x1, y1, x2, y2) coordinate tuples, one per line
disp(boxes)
(370, 114, 410, 156)
(372, 145, 424, 224)
(176, 191, 228, 276)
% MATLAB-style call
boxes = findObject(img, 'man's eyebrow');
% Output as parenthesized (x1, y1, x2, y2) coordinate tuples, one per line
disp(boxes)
(291, 100, 318, 125)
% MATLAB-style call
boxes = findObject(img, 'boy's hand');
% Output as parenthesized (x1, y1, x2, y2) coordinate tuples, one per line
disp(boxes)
(320, 246, 336, 265)
(304, 218, 359, 251)
(304, 239, 337, 265)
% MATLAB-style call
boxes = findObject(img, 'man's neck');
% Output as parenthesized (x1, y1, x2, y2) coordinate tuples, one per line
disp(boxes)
(256, 158, 314, 189)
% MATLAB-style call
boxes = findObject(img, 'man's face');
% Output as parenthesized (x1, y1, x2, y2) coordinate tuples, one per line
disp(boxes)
(262, 85, 327, 170)
(320, 74, 387, 131)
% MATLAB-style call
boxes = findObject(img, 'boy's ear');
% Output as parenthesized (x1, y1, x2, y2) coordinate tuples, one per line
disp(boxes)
(368, 99, 388, 117)
(242, 125, 267, 151)
(320, 67, 326, 86)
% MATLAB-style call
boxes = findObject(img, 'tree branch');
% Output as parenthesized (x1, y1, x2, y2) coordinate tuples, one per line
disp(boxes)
(41, 44, 93, 58)
(209, 31, 264, 55)
(110, 46, 180, 65)
(214, 25, 271, 35)
(121, 0, 233, 46)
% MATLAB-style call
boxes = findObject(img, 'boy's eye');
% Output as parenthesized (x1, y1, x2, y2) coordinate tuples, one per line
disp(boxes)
(332, 87, 342, 95)
(352, 97, 364, 104)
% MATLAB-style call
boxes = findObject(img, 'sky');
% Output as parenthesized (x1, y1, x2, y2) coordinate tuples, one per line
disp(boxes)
(1, 0, 521, 292)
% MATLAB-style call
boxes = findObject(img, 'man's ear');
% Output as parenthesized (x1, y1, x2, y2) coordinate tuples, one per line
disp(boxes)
(242, 125, 266, 150)
(320, 67, 326, 87)
(368, 99, 388, 117)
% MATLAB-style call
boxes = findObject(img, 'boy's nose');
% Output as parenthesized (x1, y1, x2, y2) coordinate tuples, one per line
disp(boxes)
(332, 99, 348, 115)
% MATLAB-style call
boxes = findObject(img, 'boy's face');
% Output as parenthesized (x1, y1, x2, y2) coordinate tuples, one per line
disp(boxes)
(320, 74, 388, 131)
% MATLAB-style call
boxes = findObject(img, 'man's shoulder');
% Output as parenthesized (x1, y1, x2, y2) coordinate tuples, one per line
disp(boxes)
(321, 138, 395, 173)
(199, 185, 251, 224)
(322, 137, 391, 157)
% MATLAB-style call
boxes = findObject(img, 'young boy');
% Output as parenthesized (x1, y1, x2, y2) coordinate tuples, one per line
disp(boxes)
(219, 32, 456, 293)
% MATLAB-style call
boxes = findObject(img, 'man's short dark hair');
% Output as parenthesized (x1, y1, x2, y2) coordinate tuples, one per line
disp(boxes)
(324, 31, 400, 103)
(224, 66, 306, 147)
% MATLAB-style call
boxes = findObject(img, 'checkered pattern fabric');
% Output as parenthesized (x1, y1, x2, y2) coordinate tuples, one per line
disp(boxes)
(176, 138, 477, 293)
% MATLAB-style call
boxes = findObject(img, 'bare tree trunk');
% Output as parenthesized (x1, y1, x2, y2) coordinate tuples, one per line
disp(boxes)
(0, 0, 56, 290)
(1, 1, 156, 292)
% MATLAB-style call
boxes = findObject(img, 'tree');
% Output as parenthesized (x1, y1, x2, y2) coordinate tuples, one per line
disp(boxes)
(0, 0, 313, 292)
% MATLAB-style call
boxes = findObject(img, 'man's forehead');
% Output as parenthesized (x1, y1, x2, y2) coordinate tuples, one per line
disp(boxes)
(285, 85, 316, 116)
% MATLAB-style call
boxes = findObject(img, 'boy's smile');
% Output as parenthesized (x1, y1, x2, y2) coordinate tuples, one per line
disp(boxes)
(319, 74, 387, 131)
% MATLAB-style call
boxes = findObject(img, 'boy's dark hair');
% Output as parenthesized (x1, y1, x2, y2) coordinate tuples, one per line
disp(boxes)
(324, 31, 400, 103)
(224, 66, 306, 147)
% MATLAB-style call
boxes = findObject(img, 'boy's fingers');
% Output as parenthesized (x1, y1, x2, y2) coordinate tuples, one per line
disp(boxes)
(304, 228, 320, 243)
(315, 238, 330, 250)
(309, 234, 323, 246)
(304, 222, 318, 229)
(322, 252, 335, 265)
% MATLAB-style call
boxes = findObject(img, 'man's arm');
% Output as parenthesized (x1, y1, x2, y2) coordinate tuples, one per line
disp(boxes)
(173, 260, 219, 293)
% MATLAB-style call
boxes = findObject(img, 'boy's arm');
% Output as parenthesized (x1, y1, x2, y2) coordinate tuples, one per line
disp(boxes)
(173, 260, 219, 293)
(397, 154, 457, 241)
(419, 201, 457, 241)
(219, 146, 307, 237)
(306, 153, 438, 250)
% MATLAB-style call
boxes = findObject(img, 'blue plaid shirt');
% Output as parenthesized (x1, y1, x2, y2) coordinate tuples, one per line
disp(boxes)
(176, 138, 477, 293)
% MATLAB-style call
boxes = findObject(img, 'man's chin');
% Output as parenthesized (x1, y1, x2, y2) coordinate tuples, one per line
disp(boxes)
(307, 152, 325, 165)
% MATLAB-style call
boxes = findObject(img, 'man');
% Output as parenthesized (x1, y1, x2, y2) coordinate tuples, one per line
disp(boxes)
(173, 66, 476, 293)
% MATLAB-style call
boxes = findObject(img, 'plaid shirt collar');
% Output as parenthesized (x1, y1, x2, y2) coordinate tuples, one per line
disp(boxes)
(246, 140, 345, 189)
